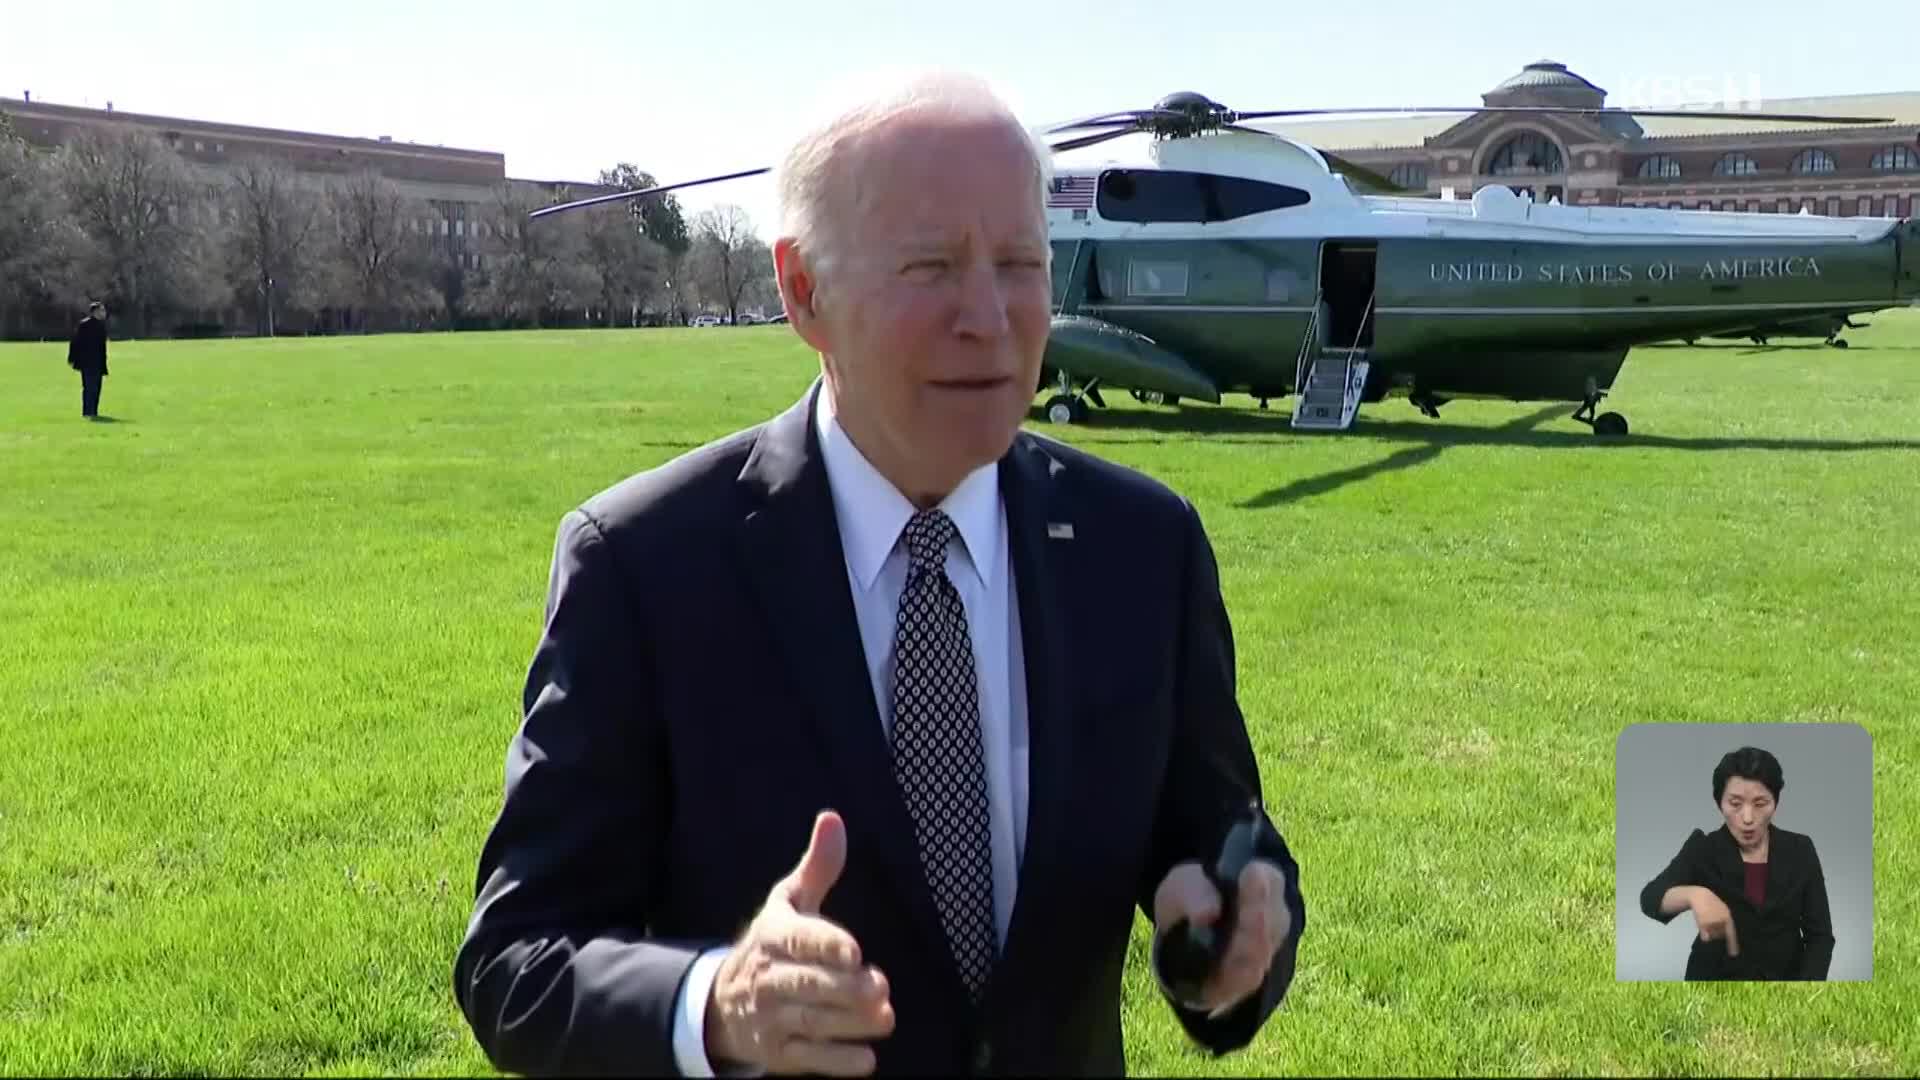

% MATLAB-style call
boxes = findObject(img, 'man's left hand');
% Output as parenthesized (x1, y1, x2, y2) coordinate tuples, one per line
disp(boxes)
(1153, 857, 1291, 1015)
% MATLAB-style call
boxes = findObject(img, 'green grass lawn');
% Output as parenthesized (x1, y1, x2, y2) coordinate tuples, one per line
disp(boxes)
(3, 312, 1916, 1076)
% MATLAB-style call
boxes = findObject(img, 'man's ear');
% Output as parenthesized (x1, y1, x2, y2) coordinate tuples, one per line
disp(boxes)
(774, 237, 831, 353)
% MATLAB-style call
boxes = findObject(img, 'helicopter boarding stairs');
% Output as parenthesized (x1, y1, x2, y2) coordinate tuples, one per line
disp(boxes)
(1291, 294, 1371, 431)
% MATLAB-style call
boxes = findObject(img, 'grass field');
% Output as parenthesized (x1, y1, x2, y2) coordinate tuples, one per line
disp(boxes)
(3, 311, 1917, 1076)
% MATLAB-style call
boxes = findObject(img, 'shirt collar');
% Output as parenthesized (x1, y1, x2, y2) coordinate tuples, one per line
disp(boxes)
(815, 381, 1000, 594)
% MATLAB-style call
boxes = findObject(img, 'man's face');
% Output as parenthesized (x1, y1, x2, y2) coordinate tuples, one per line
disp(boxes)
(1718, 776, 1777, 847)
(784, 110, 1053, 502)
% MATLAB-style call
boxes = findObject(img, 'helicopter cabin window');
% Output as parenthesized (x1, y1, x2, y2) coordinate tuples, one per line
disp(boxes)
(1096, 169, 1310, 224)
(1127, 259, 1189, 297)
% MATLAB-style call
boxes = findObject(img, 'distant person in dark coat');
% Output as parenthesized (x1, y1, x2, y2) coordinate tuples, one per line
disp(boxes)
(67, 301, 109, 419)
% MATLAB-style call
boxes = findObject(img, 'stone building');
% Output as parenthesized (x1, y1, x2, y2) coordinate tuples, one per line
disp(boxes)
(1259, 61, 1920, 217)
(0, 92, 618, 294)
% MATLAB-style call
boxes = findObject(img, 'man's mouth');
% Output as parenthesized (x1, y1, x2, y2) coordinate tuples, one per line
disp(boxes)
(929, 377, 1011, 391)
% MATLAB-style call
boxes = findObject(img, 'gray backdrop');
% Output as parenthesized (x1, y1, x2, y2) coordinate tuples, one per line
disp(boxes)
(1614, 723, 1873, 981)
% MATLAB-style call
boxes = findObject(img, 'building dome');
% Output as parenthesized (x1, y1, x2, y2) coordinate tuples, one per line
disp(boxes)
(1490, 61, 1604, 95)
(1483, 60, 1608, 111)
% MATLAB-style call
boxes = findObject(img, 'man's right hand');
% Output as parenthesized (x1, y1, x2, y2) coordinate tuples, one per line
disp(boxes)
(706, 810, 894, 1075)
(1688, 887, 1739, 956)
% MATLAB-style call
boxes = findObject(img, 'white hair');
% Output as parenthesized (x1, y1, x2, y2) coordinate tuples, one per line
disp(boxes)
(774, 69, 1054, 287)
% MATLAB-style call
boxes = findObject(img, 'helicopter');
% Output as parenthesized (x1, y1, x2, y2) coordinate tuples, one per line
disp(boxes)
(530, 91, 1920, 437)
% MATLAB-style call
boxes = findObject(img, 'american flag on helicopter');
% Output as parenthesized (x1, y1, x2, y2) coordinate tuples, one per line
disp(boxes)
(1046, 174, 1097, 210)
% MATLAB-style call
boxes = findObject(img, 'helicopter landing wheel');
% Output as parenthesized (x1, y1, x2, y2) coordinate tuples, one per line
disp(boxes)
(1409, 390, 1448, 419)
(1130, 390, 1181, 407)
(1592, 411, 1629, 437)
(1829, 338, 1849, 349)
(1044, 393, 1089, 425)
(1571, 390, 1606, 428)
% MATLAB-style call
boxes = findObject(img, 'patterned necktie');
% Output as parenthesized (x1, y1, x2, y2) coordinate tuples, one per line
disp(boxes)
(888, 508, 997, 1000)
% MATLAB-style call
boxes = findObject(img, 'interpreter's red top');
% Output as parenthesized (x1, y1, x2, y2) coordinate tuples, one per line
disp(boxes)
(1743, 860, 1768, 907)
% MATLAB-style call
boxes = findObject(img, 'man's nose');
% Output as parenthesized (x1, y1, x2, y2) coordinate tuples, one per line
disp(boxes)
(952, 260, 1010, 338)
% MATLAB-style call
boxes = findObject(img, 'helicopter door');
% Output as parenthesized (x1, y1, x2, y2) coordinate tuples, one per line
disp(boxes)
(1318, 241, 1376, 349)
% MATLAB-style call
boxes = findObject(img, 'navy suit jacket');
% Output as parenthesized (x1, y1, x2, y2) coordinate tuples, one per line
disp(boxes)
(453, 381, 1307, 1075)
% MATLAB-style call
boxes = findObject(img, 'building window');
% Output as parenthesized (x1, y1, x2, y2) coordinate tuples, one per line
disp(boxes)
(1388, 162, 1427, 189)
(1485, 132, 1564, 176)
(1860, 196, 1875, 216)
(1777, 198, 1791, 213)
(1870, 146, 1920, 171)
(1712, 152, 1758, 177)
(1638, 155, 1682, 179)
(1746, 200, 1761, 212)
(1792, 149, 1837, 174)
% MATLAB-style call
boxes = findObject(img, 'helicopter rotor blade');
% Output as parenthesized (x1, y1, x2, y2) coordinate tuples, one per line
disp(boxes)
(1231, 104, 1894, 125)
(1042, 111, 1156, 134)
(1049, 125, 1146, 154)
(527, 166, 772, 220)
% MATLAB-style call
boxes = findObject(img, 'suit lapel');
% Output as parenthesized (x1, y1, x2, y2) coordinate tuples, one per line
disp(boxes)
(989, 433, 1075, 996)
(734, 382, 956, 982)
(1711, 824, 1799, 913)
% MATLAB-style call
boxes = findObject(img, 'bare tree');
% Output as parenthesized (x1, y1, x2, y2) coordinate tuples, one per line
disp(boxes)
(581, 207, 661, 327)
(224, 157, 320, 336)
(473, 183, 598, 327)
(318, 169, 436, 332)
(55, 127, 228, 336)
(0, 128, 88, 337)
(689, 204, 773, 325)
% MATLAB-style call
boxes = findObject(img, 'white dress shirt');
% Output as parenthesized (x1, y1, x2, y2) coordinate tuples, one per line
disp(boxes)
(671, 385, 1030, 1075)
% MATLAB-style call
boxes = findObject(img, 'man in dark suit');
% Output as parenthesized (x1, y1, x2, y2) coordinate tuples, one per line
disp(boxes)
(1639, 746, 1835, 980)
(453, 71, 1307, 1076)
(67, 301, 109, 419)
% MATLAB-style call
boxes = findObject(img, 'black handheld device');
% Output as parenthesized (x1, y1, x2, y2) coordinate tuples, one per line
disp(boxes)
(1151, 800, 1264, 1009)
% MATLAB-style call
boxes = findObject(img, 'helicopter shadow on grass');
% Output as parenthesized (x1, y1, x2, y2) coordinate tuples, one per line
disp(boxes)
(1638, 342, 1879, 353)
(1032, 402, 1920, 509)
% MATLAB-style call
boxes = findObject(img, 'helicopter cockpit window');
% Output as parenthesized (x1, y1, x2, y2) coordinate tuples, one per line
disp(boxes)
(1096, 169, 1310, 224)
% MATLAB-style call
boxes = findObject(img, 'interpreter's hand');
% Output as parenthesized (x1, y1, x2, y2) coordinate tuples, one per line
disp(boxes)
(706, 810, 894, 1075)
(1153, 857, 1291, 1016)
(1689, 887, 1739, 956)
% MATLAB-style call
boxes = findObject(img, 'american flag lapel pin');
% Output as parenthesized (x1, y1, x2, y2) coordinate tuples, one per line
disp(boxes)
(1047, 522, 1074, 540)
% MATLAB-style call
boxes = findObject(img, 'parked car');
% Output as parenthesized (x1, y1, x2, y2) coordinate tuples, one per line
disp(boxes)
(691, 315, 723, 328)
